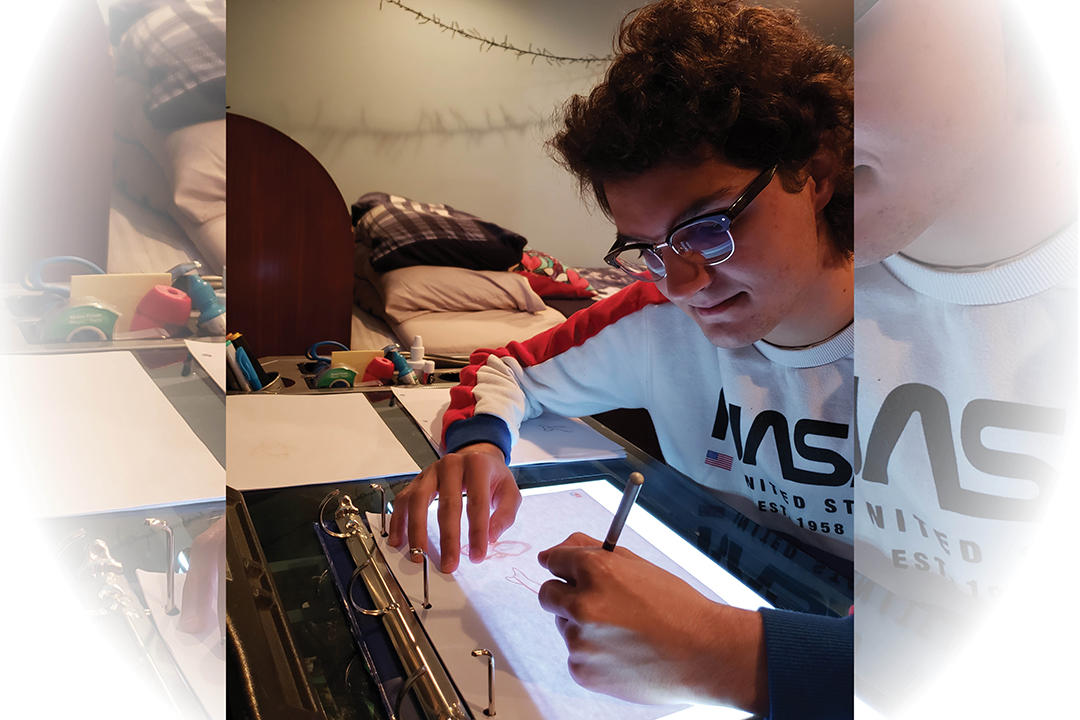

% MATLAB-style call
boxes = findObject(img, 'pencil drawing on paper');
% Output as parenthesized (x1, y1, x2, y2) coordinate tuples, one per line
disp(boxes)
(506, 567, 542, 594)
(538, 424, 572, 433)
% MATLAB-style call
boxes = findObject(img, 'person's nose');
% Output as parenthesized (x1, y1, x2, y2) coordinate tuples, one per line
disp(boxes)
(659, 250, 712, 301)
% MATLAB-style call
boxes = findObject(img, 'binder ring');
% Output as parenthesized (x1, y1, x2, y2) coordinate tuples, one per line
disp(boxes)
(348, 566, 398, 617)
(394, 664, 429, 720)
(318, 489, 362, 538)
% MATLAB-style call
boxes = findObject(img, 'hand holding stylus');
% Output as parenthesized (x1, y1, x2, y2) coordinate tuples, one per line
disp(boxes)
(536, 532, 768, 713)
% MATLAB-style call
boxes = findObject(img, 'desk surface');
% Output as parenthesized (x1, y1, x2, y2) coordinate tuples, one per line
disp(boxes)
(1, 298, 227, 719)
(233, 389, 854, 720)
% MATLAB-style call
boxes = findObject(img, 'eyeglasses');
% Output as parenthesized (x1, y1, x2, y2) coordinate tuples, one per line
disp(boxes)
(604, 165, 776, 282)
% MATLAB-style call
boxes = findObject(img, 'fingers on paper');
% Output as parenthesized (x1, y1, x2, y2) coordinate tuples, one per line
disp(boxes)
(388, 467, 426, 547)
(436, 458, 465, 572)
(487, 472, 522, 543)
(404, 469, 440, 558)
(464, 476, 490, 565)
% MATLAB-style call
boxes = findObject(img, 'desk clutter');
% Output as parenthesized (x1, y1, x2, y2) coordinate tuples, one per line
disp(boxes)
(9, 257, 224, 345)
(225, 334, 453, 393)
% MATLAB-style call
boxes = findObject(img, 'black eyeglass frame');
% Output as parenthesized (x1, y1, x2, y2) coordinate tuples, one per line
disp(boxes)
(603, 165, 777, 281)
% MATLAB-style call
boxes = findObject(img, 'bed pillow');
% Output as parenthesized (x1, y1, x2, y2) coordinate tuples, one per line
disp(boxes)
(379, 265, 547, 325)
(352, 193, 528, 273)
(512, 249, 596, 299)
(132, 112, 225, 272)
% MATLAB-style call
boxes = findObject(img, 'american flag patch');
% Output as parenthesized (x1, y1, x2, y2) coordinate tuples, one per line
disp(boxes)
(705, 450, 734, 470)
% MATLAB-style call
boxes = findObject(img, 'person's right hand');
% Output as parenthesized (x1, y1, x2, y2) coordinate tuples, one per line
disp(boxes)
(388, 442, 520, 573)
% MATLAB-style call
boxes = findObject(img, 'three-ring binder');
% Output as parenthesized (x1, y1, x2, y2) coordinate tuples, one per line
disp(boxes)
(318, 489, 472, 720)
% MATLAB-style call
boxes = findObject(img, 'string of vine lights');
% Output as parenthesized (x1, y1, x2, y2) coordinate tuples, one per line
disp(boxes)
(380, 0, 614, 66)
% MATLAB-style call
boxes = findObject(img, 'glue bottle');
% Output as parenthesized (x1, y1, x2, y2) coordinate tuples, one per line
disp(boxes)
(407, 335, 426, 380)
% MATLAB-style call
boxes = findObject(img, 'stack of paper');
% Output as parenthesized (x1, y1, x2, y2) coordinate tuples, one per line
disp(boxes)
(226, 393, 420, 490)
(2, 351, 224, 516)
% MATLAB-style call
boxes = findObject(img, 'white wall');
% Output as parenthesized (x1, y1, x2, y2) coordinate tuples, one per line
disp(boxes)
(227, 0, 643, 268)
(227, 0, 849, 268)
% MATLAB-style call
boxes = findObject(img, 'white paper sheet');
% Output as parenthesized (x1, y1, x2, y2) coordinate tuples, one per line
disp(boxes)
(136, 569, 225, 720)
(391, 386, 626, 465)
(226, 393, 420, 490)
(1, 351, 225, 517)
(370, 483, 765, 720)
(184, 339, 225, 392)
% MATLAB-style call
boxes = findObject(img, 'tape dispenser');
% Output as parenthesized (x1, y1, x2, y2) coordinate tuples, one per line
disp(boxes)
(23, 256, 119, 342)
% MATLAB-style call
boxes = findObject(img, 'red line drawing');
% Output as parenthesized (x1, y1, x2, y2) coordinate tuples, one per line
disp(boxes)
(461, 540, 531, 561)
(506, 567, 542, 594)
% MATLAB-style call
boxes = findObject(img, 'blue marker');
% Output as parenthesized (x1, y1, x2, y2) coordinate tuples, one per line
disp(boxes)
(236, 346, 263, 390)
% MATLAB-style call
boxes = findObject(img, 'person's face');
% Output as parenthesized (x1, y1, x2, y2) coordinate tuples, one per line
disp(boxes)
(604, 158, 837, 348)
(854, 0, 1010, 266)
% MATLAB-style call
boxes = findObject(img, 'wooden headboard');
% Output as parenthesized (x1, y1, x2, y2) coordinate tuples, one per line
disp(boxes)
(226, 113, 354, 357)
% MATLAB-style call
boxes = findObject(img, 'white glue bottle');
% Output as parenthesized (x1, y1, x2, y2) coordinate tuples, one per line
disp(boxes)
(408, 335, 427, 381)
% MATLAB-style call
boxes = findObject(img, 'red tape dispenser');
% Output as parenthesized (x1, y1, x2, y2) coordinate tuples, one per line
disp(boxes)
(131, 285, 192, 335)
(362, 356, 395, 385)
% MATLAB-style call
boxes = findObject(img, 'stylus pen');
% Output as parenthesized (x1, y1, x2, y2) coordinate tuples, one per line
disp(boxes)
(603, 472, 645, 551)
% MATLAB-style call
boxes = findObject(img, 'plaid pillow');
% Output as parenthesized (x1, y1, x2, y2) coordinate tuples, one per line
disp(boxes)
(352, 193, 528, 273)
(115, 0, 226, 130)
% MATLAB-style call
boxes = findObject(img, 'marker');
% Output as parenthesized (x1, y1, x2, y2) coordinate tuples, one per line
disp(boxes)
(225, 340, 251, 392)
(603, 472, 644, 552)
(235, 346, 263, 390)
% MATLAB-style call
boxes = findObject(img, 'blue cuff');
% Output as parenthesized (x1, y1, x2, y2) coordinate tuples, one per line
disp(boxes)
(759, 609, 853, 720)
(444, 414, 512, 463)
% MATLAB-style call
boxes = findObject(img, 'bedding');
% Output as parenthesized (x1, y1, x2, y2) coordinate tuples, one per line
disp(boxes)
(353, 193, 528, 273)
(350, 305, 400, 352)
(389, 307, 569, 357)
(108, 0, 226, 274)
(353, 243, 564, 354)
(107, 188, 206, 274)
(375, 265, 546, 324)
(512, 248, 596, 299)
(113, 0, 226, 131)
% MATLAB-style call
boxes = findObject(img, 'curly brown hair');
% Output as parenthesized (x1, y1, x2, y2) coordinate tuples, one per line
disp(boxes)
(550, 0, 853, 256)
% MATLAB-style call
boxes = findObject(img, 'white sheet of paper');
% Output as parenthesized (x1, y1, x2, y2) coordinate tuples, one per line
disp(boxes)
(226, 393, 420, 490)
(1, 351, 225, 517)
(184, 339, 225, 392)
(392, 386, 625, 465)
(370, 482, 767, 720)
(136, 570, 224, 720)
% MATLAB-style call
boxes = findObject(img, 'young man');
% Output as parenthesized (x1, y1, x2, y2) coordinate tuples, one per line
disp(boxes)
(390, 1, 854, 715)
(853, 0, 1076, 715)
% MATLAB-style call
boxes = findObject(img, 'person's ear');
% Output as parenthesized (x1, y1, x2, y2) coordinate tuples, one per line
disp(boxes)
(807, 141, 839, 214)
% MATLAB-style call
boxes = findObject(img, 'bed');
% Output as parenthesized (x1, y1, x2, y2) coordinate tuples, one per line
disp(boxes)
(227, 113, 638, 358)
(107, 0, 226, 275)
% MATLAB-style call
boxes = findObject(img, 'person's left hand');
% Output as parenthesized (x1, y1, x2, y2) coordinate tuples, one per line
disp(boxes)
(537, 532, 769, 714)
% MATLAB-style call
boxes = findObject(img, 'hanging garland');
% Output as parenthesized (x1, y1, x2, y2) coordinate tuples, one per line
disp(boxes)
(380, 0, 613, 66)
